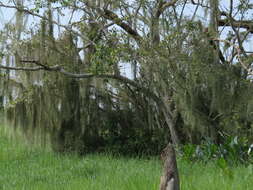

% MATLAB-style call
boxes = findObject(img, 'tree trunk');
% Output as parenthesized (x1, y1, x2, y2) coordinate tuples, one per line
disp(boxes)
(162, 107, 179, 146)
(161, 93, 180, 146)
(209, 0, 220, 63)
(160, 144, 180, 190)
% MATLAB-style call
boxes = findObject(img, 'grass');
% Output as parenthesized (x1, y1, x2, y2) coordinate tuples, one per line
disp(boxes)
(0, 126, 252, 190)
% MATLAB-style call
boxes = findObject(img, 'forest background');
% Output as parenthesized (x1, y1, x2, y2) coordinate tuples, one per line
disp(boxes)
(0, 0, 253, 164)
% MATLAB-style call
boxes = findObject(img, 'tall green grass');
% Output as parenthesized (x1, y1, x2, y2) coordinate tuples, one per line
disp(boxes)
(0, 125, 252, 190)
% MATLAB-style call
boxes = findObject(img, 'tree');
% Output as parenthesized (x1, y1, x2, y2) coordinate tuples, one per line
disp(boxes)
(0, 0, 253, 156)
(0, 0, 179, 147)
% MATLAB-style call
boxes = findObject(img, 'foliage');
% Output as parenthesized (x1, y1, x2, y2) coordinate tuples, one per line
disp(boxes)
(181, 135, 253, 165)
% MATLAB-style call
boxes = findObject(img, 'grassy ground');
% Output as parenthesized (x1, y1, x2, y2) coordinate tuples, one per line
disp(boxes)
(0, 126, 252, 190)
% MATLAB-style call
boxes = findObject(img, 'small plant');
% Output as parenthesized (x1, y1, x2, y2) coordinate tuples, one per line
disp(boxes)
(181, 135, 253, 165)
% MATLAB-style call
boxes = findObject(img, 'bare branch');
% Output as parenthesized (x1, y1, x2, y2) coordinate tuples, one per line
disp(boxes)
(156, 0, 179, 18)
(190, 0, 210, 8)
(218, 19, 253, 33)
(101, 9, 142, 42)
(214, 38, 253, 77)
(0, 64, 60, 71)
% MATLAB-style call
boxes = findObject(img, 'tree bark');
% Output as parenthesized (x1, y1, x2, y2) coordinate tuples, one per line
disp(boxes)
(160, 144, 180, 190)
(162, 107, 179, 146)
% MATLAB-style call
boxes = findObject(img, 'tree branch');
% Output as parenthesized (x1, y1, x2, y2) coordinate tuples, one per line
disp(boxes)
(0, 61, 162, 105)
(83, 1, 142, 42)
(0, 65, 48, 71)
(101, 9, 142, 42)
(218, 19, 253, 33)
(214, 38, 253, 77)
(190, 0, 210, 8)
(156, 0, 179, 18)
